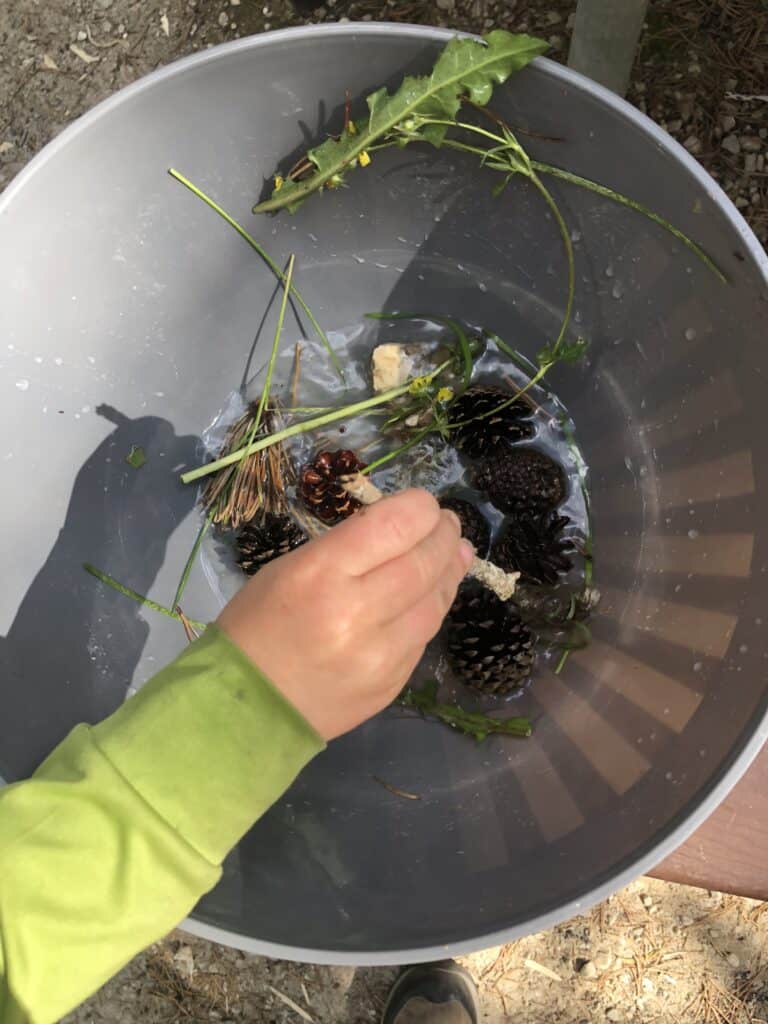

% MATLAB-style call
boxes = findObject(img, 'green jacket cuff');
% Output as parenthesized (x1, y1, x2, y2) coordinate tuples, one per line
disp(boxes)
(91, 624, 325, 865)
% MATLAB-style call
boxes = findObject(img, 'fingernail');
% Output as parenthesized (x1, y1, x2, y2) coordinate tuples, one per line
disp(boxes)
(443, 509, 462, 533)
(459, 538, 475, 569)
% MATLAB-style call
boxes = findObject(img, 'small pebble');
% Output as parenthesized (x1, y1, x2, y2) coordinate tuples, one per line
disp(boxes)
(607, 1009, 622, 1022)
(721, 114, 736, 132)
(594, 951, 614, 972)
(742, 136, 762, 153)
(579, 960, 598, 980)
(727, 953, 740, 968)
(641, 894, 653, 908)
(218, 10, 229, 25)
(76, 29, 87, 40)
(722, 134, 741, 155)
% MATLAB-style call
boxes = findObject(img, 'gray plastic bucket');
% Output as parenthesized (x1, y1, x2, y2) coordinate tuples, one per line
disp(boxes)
(1, 25, 767, 964)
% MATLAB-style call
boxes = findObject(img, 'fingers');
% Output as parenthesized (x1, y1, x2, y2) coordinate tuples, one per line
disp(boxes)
(379, 550, 469, 653)
(359, 510, 472, 622)
(311, 488, 442, 577)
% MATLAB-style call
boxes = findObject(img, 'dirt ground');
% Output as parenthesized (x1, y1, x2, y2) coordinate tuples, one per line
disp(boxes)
(3, 0, 768, 1022)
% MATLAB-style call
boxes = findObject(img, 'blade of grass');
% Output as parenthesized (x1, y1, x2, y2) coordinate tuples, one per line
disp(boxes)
(362, 425, 434, 475)
(254, 254, 295, 429)
(167, 168, 345, 381)
(171, 512, 213, 610)
(84, 563, 207, 631)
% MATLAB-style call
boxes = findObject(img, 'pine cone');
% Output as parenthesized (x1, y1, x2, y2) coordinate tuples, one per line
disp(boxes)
(475, 448, 566, 515)
(448, 384, 534, 458)
(438, 497, 491, 556)
(237, 514, 307, 576)
(300, 449, 367, 524)
(492, 512, 574, 586)
(446, 582, 535, 695)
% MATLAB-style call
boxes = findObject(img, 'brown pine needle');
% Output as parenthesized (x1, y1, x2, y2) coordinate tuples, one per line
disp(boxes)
(176, 607, 200, 644)
(201, 402, 294, 528)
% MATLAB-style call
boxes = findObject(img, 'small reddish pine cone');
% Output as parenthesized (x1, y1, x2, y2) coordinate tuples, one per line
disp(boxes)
(300, 449, 367, 524)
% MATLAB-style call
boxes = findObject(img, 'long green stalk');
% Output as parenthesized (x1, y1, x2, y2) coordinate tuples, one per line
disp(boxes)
(167, 168, 345, 380)
(530, 172, 575, 360)
(84, 563, 207, 632)
(180, 360, 452, 485)
(437, 128, 726, 283)
(171, 512, 212, 611)
(362, 425, 434, 475)
(530, 160, 728, 284)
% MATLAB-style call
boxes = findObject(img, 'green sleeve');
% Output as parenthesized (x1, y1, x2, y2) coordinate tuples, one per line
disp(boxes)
(0, 624, 324, 1024)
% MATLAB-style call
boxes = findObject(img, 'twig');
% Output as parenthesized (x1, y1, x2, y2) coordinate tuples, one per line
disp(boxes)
(267, 985, 315, 1023)
(373, 776, 421, 800)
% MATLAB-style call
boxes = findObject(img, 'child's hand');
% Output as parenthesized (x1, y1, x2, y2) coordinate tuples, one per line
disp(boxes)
(217, 489, 473, 739)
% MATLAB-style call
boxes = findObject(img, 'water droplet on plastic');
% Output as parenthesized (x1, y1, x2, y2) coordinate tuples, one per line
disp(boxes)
(693, 661, 702, 672)
(611, 281, 624, 300)
(684, 327, 697, 341)
(15, 379, 29, 391)
(687, 529, 699, 539)
(605, 265, 615, 278)
(352, 255, 365, 264)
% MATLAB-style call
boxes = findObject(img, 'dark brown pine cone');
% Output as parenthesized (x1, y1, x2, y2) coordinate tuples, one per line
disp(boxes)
(446, 582, 535, 695)
(448, 384, 534, 458)
(438, 497, 492, 557)
(475, 448, 566, 515)
(300, 449, 367, 524)
(492, 511, 574, 586)
(236, 514, 307, 576)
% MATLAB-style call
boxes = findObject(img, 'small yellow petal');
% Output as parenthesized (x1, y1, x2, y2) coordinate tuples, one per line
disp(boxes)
(358, 149, 371, 168)
(274, 175, 284, 192)
(436, 387, 454, 403)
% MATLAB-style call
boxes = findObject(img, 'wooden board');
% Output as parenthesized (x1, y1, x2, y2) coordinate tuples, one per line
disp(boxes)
(650, 743, 768, 900)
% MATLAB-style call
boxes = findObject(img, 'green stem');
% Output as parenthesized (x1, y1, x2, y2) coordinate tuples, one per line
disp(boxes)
(84, 563, 207, 632)
(530, 172, 575, 359)
(362, 425, 434, 474)
(254, 254, 295, 428)
(171, 513, 212, 611)
(530, 160, 728, 284)
(180, 361, 452, 485)
(401, 682, 531, 739)
(167, 168, 345, 381)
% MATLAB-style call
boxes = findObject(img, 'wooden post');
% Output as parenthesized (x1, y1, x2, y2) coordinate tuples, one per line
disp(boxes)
(567, 0, 650, 96)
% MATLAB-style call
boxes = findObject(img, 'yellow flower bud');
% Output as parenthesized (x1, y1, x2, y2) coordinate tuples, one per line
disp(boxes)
(436, 387, 454, 403)
(274, 175, 284, 192)
(359, 149, 372, 168)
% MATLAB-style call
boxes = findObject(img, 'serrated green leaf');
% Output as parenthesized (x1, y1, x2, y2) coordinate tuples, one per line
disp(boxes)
(254, 30, 547, 214)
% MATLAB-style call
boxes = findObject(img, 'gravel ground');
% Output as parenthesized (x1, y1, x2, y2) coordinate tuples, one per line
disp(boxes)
(3, 1, 768, 1022)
